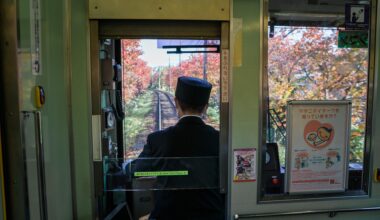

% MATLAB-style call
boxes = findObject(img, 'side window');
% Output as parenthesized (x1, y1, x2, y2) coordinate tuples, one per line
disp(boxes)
(260, 0, 375, 200)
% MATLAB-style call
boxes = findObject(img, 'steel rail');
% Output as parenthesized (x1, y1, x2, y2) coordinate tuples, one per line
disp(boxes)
(156, 91, 162, 130)
(156, 90, 177, 130)
(161, 91, 176, 110)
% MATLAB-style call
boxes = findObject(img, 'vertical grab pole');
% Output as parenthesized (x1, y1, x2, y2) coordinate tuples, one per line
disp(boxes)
(34, 111, 47, 220)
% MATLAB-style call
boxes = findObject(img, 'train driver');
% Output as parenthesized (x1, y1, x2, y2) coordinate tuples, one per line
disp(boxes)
(138, 76, 225, 220)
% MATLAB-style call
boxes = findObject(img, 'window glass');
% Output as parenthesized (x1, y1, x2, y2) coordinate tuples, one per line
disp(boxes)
(121, 39, 221, 161)
(262, 0, 372, 199)
(268, 26, 368, 165)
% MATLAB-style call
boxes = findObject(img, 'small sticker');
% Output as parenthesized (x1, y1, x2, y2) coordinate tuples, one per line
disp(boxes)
(233, 148, 256, 182)
(345, 4, 370, 30)
(134, 170, 188, 177)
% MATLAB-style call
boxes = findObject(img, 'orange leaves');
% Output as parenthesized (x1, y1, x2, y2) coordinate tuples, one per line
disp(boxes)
(122, 39, 152, 103)
(160, 53, 220, 97)
(268, 27, 368, 127)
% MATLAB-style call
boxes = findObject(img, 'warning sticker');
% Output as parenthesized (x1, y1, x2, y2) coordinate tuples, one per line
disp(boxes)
(134, 170, 189, 177)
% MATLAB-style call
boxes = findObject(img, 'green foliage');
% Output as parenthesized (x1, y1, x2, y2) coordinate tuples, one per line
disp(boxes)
(152, 53, 221, 102)
(207, 95, 220, 123)
(350, 125, 365, 162)
(123, 91, 154, 148)
(207, 106, 220, 123)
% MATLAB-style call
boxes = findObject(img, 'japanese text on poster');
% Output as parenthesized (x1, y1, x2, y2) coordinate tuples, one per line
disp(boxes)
(286, 101, 351, 194)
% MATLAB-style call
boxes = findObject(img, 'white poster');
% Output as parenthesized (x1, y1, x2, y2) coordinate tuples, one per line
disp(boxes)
(286, 101, 351, 194)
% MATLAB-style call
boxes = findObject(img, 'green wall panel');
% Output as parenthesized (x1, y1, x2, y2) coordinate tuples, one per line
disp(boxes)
(70, 0, 94, 218)
(15, 0, 74, 219)
(230, 0, 261, 214)
(40, 0, 73, 219)
(18, 0, 36, 111)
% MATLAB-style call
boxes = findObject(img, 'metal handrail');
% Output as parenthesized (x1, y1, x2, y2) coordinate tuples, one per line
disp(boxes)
(21, 111, 47, 220)
(35, 111, 47, 220)
(234, 206, 380, 219)
(268, 109, 286, 138)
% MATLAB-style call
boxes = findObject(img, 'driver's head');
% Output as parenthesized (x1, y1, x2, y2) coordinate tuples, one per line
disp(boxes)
(175, 76, 212, 114)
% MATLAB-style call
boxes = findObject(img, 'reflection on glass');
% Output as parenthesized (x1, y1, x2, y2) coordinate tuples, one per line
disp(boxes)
(104, 157, 219, 191)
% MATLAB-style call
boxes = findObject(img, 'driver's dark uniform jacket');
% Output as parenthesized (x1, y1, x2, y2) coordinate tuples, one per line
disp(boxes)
(136, 115, 224, 220)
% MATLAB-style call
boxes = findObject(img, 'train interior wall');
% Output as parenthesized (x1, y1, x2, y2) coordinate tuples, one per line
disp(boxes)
(1, 0, 93, 219)
(231, 1, 380, 219)
(1, 0, 380, 219)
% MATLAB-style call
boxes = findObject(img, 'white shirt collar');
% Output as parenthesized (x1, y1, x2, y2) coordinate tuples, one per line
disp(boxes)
(179, 114, 202, 120)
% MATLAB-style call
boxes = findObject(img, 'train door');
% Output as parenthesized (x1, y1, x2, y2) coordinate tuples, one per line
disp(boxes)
(90, 20, 230, 219)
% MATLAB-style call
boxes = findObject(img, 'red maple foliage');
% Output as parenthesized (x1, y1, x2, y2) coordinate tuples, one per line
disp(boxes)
(161, 53, 221, 98)
(121, 40, 152, 103)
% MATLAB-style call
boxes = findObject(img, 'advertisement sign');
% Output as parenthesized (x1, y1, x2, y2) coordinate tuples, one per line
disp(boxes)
(286, 101, 351, 194)
(233, 148, 256, 182)
(338, 31, 368, 48)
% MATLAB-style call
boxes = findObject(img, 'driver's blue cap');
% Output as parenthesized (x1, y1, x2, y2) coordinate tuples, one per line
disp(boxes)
(175, 76, 212, 106)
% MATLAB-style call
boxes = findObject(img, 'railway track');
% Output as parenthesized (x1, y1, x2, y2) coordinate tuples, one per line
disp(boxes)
(124, 90, 177, 159)
(125, 90, 219, 159)
(155, 90, 178, 130)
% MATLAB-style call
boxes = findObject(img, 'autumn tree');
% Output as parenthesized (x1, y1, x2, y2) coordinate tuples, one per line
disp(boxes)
(159, 53, 220, 99)
(148, 52, 221, 124)
(268, 27, 368, 161)
(121, 40, 152, 103)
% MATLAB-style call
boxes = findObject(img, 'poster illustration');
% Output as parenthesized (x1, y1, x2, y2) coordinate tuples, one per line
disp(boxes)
(286, 101, 351, 194)
(233, 148, 256, 182)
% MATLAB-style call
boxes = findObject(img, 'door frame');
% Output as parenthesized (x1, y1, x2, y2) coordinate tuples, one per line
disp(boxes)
(89, 19, 231, 218)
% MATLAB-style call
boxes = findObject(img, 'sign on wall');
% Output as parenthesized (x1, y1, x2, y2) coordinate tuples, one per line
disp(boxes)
(30, 0, 41, 75)
(286, 101, 351, 194)
(233, 148, 256, 182)
(338, 31, 368, 48)
(345, 3, 370, 30)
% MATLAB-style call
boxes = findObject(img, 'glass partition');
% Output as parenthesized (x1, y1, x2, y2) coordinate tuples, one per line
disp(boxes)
(104, 156, 219, 191)
(96, 34, 224, 219)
